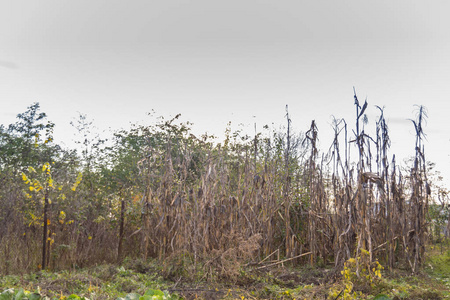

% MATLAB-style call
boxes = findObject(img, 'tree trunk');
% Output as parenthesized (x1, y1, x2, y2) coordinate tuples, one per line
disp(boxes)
(42, 188, 49, 269)
(118, 197, 126, 263)
(447, 205, 450, 238)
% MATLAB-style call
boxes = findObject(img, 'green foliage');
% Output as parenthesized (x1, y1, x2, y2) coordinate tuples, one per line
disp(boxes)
(0, 288, 42, 300)
(426, 248, 450, 290)
(64, 295, 89, 300)
(0, 288, 91, 300)
(118, 289, 178, 300)
(372, 295, 391, 300)
(118, 294, 140, 300)
(0, 103, 56, 168)
(428, 202, 448, 242)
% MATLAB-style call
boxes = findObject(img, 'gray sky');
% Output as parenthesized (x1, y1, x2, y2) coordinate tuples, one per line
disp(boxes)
(1, 1, 449, 188)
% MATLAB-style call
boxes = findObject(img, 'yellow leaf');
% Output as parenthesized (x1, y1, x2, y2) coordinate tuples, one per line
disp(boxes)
(22, 173, 28, 182)
(71, 172, 83, 191)
(59, 211, 66, 221)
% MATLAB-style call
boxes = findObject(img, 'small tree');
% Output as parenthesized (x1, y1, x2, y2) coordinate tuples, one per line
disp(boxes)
(22, 163, 82, 270)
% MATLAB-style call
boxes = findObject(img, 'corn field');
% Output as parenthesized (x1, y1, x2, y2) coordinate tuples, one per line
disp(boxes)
(0, 93, 435, 276)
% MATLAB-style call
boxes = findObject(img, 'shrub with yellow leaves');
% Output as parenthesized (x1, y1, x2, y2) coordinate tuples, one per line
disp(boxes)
(329, 249, 384, 299)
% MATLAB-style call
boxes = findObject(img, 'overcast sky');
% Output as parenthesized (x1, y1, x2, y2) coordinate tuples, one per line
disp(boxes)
(1, 1, 449, 188)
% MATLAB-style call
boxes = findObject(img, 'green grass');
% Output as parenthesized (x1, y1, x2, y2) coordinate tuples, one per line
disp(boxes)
(0, 260, 177, 300)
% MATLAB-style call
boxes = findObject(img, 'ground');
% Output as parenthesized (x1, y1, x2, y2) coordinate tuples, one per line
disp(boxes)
(1, 244, 450, 300)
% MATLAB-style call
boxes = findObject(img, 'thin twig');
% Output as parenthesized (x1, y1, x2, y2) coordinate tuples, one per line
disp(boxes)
(254, 252, 312, 270)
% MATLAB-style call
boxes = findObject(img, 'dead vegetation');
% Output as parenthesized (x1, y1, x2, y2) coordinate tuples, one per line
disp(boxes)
(134, 92, 432, 278)
(0, 93, 438, 286)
